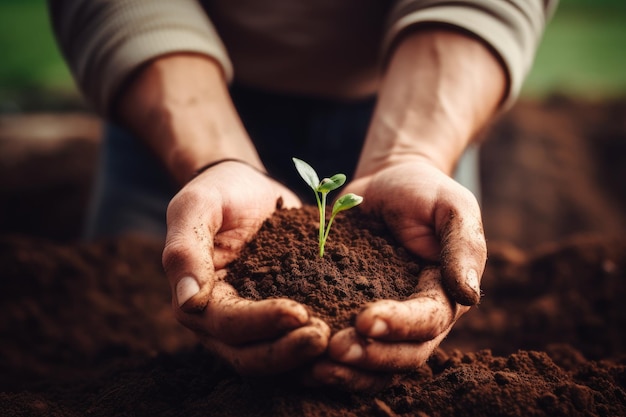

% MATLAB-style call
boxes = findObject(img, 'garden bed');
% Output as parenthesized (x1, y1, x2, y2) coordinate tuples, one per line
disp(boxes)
(1, 98, 625, 416)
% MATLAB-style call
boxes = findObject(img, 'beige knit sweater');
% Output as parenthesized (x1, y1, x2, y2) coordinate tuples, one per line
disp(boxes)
(48, 0, 558, 115)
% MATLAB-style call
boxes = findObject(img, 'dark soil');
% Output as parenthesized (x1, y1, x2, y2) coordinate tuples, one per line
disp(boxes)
(227, 205, 423, 332)
(1, 98, 626, 416)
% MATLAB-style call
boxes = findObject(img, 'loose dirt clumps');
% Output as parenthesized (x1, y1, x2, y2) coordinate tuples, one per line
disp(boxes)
(1, 99, 626, 415)
(226, 205, 423, 332)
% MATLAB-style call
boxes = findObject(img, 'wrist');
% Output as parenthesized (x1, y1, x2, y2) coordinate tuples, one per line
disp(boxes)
(354, 151, 455, 182)
(355, 126, 468, 179)
(191, 158, 271, 182)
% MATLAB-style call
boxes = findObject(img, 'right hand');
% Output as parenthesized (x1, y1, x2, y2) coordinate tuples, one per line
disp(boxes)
(163, 160, 330, 375)
(308, 159, 485, 391)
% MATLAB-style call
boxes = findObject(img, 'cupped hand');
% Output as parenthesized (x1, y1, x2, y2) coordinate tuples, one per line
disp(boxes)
(163, 160, 330, 375)
(310, 159, 487, 391)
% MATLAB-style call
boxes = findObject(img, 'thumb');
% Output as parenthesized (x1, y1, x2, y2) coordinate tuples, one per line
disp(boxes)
(436, 199, 487, 306)
(163, 186, 223, 313)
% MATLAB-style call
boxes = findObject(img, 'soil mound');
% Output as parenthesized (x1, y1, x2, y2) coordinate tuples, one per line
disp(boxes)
(1, 99, 626, 415)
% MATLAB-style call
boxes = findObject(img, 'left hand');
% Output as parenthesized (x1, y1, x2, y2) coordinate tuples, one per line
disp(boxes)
(308, 159, 487, 391)
(164, 161, 330, 376)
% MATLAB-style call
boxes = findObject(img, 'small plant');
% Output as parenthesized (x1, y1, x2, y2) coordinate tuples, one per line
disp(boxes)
(292, 157, 363, 257)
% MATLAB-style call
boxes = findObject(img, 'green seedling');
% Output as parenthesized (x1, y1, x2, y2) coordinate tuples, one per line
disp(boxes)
(293, 157, 363, 257)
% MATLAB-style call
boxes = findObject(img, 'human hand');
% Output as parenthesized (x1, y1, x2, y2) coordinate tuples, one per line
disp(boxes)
(163, 160, 330, 375)
(309, 160, 487, 391)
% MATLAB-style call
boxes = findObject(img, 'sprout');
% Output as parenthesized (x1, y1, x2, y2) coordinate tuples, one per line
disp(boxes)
(293, 157, 363, 257)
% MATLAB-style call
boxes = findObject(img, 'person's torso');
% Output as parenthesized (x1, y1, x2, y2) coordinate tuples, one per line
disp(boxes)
(203, 0, 392, 99)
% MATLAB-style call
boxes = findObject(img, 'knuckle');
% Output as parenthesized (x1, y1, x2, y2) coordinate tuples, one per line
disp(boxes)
(166, 188, 196, 219)
(167, 185, 219, 221)
(423, 311, 450, 339)
(171, 303, 201, 334)
(303, 327, 330, 354)
(162, 238, 191, 276)
(403, 299, 452, 340)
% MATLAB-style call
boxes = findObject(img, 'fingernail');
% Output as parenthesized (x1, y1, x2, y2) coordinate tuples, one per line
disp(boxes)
(340, 343, 363, 363)
(466, 269, 481, 299)
(369, 318, 388, 337)
(176, 276, 199, 307)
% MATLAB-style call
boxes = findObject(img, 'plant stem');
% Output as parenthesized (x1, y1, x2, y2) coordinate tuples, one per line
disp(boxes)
(322, 213, 337, 247)
(317, 192, 326, 257)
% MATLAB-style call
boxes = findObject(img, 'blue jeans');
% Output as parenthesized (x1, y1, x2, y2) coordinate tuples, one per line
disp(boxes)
(84, 85, 480, 239)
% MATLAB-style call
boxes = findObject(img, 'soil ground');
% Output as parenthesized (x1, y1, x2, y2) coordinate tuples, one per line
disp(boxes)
(1, 97, 625, 416)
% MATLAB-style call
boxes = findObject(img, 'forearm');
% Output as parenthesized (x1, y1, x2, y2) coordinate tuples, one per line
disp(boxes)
(356, 28, 506, 178)
(116, 54, 263, 185)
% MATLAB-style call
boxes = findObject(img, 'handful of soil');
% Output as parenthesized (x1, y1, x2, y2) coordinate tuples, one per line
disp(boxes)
(226, 206, 425, 332)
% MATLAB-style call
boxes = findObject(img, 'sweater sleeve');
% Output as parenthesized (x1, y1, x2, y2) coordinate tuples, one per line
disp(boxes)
(384, 0, 559, 109)
(48, 0, 233, 116)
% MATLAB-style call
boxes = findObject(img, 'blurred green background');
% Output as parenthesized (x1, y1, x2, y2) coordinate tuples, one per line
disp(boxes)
(0, 0, 625, 112)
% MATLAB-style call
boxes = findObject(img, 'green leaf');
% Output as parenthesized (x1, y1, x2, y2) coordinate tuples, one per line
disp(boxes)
(332, 193, 363, 216)
(292, 157, 320, 190)
(318, 174, 346, 193)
